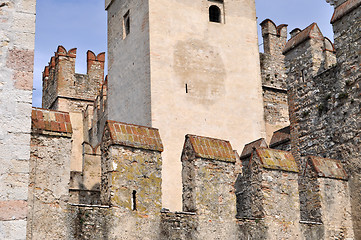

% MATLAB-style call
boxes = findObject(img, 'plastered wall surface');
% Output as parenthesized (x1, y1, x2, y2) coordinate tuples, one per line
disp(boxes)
(147, 0, 265, 210)
(0, 0, 36, 239)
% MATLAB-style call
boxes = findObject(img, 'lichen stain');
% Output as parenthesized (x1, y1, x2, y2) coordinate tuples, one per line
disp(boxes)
(174, 39, 226, 106)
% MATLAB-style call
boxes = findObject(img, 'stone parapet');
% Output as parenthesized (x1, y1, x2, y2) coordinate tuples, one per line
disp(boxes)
(236, 148, 301, 239)
(269, 126, 291, 150)
(104, 120, 164, 152)
(240, 138, 268, 159)
(185, 134, 236, 163)
(28, 110, 73, 239)
(300, 156, 354, 238)
(31, 107, 72, 137)
(181, 134, 238, 239)
(100, 120, 163, 239)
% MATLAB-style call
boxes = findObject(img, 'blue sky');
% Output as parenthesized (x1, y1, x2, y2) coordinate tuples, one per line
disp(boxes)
(32, 0, 334, 107)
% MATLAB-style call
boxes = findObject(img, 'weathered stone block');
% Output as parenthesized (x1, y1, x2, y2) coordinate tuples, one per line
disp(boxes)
(0, 220, 27, 240)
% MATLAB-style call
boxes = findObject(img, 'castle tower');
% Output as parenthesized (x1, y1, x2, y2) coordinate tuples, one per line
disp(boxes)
(105, 0, 266, 210)
(42, 46, 105, 172)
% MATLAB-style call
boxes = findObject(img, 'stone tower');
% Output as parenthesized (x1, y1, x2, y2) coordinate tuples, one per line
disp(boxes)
(105, 0, 265, 210)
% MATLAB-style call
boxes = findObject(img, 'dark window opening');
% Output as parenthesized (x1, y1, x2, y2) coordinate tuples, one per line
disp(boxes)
(185, 83, 188, 93)
(209, 5, 221, 23)
(124, 11, 130, 37)
(132, 190, 137, 211)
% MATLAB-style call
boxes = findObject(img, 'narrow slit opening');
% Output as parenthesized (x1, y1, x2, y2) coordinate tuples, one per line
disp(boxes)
(132, 190, 137, 211)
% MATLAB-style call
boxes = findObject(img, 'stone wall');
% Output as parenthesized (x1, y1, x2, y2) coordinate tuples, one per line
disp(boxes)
(28, 108, 72, 240)
(100, 120, 163, 239)
(299, 156, 354, 239)
(87, 78, 108, 148)
(0, 0, 36, 239)
(181, 135, 239, 239)
(262, 86, 289, 143)
(69, 143, 101, 205)
(284, 2, 361, 235)
(68, 205, 109, 240)
(160, 212, 196, 240)
(236, 148, 301, 239)
(330, 3, 361, 235)
(284, 22, 337, 167)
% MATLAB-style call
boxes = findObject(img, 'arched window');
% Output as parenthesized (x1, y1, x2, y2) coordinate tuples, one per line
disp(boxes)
(209, 5, 221, 23)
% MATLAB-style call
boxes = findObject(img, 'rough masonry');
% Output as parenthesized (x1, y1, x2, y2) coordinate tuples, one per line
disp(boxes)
(0, 0, 36, 239)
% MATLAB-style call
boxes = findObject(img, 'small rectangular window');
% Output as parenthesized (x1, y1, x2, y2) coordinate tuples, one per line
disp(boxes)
(123, 10, 130, 39)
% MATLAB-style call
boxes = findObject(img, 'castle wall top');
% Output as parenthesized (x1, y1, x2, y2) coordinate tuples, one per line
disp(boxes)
(87, 50, 105, 62)
(306, 156, 348, 180)
(283, 23, 323, 54)
(104, 120, 163, 152)
(260, 19, 288, 38)
(184, 134, 236, 163)
(330, 0, 361, 23)
(105, 0, 114, 10)
(56, 45, 77, 58)
(240, 138, 267, 159)
(256, 148, 299, 172)
(31, 107, 72, 136)
(269, 126, 290, 148)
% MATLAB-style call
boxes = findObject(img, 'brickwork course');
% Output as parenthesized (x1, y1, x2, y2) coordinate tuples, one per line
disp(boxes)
(1, 0, 361, 239)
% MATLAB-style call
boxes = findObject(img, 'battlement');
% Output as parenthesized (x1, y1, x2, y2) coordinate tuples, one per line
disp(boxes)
(269, 125, 291, 150)
(259, 19, 288, 89)
(283, 22, 336, 85)
(306, 156, 348, 180)
(42, 46, 105, 112)
(260, 19, 288, 56)
(27, 106, 357, 239)
(2, 0, 361, 239)
(103, 120, 164, 152)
